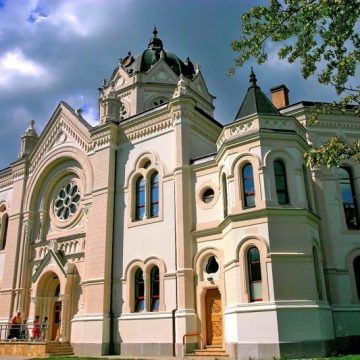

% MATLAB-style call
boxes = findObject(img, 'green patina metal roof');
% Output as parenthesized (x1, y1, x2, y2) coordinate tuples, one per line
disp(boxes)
(234, 69, 279, 121)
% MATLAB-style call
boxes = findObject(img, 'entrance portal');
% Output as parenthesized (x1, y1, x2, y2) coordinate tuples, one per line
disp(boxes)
(205, 288, 223, 346)
(52, 301, 61, 340)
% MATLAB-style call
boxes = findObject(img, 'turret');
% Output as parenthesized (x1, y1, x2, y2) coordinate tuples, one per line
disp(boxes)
(18, 119, 39, 158)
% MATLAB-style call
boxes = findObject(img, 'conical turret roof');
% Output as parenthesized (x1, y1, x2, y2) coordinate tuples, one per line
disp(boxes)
(234, 69, 279, 120)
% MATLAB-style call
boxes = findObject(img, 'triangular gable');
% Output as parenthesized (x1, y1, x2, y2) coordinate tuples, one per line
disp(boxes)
(144, 59, 179, 84)
(32, 248, 67, 283)
(28, 102, 92, 172)
(111, 66, 133, 90)
(191, 71, 215, 103)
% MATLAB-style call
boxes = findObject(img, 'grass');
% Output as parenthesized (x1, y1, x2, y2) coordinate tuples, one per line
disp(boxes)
(27, 356, 360, 360)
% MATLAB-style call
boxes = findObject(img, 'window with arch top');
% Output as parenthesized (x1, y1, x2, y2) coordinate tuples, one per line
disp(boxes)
(354, 256, 360, 301)
(339, 167, 359, 229)
(150, 266, 160, 312)
(0, 210, 8, 251)
(222, 174, 228, 217)
(242, 163, 255, 208)
(274, 160, 289, 205)
(135, 176, 145, 220)
(150, 172, 159, 218)
(134, 268, 145, 312)
(247, 247, 262, 302)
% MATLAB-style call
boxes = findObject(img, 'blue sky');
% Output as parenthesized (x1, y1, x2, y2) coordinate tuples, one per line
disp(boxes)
(0, 0, 355, 170)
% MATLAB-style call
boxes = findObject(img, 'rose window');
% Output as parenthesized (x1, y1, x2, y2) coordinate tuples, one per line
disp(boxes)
(54, 182, 81, 220)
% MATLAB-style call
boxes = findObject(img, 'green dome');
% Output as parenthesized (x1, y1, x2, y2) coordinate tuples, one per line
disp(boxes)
(120, 27, 195, 78)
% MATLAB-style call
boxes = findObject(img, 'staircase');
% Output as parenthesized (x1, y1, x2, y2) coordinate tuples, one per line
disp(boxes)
(45, 342, 74, 356)
(187, 345, 229, 359)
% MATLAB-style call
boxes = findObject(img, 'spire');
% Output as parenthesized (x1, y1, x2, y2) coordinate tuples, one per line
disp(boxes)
(249, 67, 257, 87)
(234, 68, 279, 120)
(148, 26, 163, 51)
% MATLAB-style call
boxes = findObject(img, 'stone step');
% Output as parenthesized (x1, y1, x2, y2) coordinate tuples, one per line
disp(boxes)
(45, 342, 74, 355)
(188, 347, 229, 358)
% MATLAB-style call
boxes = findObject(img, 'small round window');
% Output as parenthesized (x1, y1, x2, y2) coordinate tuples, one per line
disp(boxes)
(202, 188, 215, 204)
(54, 182, 81, 221)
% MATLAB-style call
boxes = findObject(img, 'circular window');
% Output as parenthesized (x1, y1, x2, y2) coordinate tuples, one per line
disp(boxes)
(202, 188, 215, 204)
(54, 182, 81, 221)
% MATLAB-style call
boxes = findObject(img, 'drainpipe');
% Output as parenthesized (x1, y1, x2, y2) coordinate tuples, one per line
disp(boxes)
(172, 181, 178, 357)
(109, 134, 118, 354)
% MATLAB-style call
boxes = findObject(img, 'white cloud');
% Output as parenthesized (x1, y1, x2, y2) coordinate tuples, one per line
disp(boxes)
(82, 106, 99, 127)
(0, 49, 53, 88)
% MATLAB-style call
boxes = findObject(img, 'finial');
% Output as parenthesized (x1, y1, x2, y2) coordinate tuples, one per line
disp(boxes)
(249, 67, 257, 87)
(29, 119, 35, 127)
(128, 51, 131, 56)
(153, 26, 158, 37)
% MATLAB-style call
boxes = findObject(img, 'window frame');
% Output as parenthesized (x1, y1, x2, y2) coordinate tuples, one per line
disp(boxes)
(150, 266, 160, 312)
(149, 172, 159, 218)
(135, 176, 146, 221)
(242, 163, 256, 209)
(134, 268, 145, 312)
(339, 166, 360, 230)
(222, 174, 228, 217)
(247, 246, 263, 302)
(274, 160, 289, 205)
(0, 212, 8, 251)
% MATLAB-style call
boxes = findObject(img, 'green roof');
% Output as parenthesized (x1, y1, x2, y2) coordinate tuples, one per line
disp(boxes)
(234, 69, 279, 120)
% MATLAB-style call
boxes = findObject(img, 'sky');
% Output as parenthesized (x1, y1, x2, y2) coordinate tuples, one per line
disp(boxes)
(0, 0, 356, 170)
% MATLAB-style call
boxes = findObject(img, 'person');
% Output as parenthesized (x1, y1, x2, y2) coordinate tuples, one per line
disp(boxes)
(7, 311, 22, 339)
(31, 315, 41, 340)
(20, 319, 29, 340)
(40, 316, 48, 340)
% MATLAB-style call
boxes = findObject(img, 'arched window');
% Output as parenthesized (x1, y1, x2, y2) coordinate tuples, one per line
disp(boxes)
(354, 256, 360, 301)
(242, 163, 255, 208)
(134, 268, 145, 312)
(222, 174, 228, 217)
(0, 213, 8, 251)
(274, 160, 289, 205)
(313, 247, 324, 300)
(150, 172, 159, 218)
(339, 167, 359, 229)
(135, 176, 145, 220)
(150, 266, 160, 312)
(247, 247, 262, 302)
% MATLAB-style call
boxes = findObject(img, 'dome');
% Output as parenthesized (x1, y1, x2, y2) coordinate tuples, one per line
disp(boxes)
(120, 27, 195, 78)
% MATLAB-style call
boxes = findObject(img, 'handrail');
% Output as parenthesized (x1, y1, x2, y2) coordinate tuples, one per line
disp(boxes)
(0, 323, 48, 342)
(182, 332, 203, 350)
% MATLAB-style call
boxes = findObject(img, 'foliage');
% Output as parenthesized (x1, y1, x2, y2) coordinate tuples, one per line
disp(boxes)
(231, 0, 359, 97)
(231, 0, 360, 167)
(305, 137, 360, 168)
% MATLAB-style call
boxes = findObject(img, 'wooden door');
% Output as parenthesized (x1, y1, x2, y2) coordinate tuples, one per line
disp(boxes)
(52, 301, 61, 340)
(205, 288, 223, 346)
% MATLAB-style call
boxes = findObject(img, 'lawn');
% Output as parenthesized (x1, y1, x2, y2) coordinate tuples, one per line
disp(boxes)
(27, 356, 360, 360)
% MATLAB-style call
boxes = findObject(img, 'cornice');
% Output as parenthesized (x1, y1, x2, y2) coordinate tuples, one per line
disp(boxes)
(0, 168, 13, 189)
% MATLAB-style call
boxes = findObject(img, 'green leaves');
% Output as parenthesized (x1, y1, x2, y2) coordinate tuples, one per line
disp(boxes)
(305, 137, 360, 168)
(232, 0, 360, 168)
(231, 0, 360, 95)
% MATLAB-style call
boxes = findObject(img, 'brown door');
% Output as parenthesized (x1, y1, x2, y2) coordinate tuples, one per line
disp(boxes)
(205, 288, 223, 346)
(52, 301, 61, 340)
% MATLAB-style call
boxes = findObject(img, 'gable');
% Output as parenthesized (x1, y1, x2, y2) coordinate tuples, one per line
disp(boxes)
(143, 59, 179, 84)
(191, 71, 215, 103)
(28, 102, 92, 174)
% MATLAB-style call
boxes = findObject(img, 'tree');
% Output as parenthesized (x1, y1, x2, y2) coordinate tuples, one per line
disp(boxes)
(230, 0, 360, 167)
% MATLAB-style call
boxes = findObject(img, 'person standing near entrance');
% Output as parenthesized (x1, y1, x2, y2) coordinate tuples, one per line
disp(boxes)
(7, 311, 22, 339)
(40, 316, 48, 340)
(32, 315, 41, 339)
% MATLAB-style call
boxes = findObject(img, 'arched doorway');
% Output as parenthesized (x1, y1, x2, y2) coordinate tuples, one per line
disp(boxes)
(205, 288, 223, 346)
(35, 271, 63, 341)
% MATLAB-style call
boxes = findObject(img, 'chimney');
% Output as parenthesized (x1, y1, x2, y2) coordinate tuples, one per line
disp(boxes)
(270, 84, 289, 109)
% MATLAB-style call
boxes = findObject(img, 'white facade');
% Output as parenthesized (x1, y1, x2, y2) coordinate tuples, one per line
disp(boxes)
(0, 30, 359, 359)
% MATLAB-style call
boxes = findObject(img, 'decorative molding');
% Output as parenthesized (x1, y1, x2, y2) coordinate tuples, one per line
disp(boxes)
(0, 169, 13, 189)
(30, 118, 91, 174)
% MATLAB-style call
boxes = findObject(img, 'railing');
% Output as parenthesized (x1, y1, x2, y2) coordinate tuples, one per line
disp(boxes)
(0, 324, 48, 342)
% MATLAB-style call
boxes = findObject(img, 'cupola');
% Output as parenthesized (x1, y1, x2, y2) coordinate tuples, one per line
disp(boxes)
(18, 120, 39, 158)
